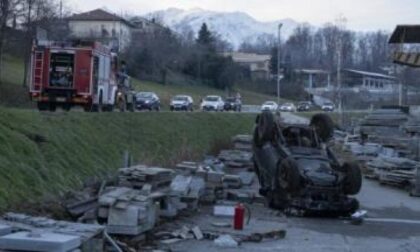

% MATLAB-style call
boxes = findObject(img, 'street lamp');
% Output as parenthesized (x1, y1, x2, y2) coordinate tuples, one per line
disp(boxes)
(277, 23, 283, 104)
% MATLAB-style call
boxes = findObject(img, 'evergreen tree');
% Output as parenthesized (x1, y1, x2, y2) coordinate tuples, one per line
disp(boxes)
(197, 23, 213, 47)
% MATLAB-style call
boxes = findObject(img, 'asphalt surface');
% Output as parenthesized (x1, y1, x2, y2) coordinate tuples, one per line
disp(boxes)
(168, 178, 420, 252)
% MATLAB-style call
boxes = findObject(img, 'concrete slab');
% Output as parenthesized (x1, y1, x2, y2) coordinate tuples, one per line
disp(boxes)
(0, 231, 81, 252)
(0, 224, 12, 236)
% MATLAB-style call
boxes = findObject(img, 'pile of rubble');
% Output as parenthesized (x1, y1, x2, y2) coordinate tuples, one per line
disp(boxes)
(341, 107, 420, 196)
(0, 213, 105, 251)
(0, 134, 284, 251)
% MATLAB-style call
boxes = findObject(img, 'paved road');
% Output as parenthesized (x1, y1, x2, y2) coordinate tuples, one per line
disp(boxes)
(170, 178, 420, 252)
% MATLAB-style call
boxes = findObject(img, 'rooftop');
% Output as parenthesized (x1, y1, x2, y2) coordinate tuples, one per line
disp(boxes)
(223, 52, 271, 63)
(68, 9, 134, 27)
(389, 25, 420, 44)
(343, 69, 396, 80)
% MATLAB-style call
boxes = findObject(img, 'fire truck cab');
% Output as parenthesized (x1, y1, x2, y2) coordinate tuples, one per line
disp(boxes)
(29, 40, 133, 112)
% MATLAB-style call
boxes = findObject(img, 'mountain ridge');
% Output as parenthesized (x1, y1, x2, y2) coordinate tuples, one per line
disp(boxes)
(143, 8, 302, 48)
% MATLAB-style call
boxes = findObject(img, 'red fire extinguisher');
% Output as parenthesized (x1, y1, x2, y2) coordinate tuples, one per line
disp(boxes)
(233, 203, 251, 230)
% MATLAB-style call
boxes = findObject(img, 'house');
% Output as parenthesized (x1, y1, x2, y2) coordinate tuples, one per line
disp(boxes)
(68, 9, 134, 52)
(223, 52, 271, 80)
(341, 69, 398, 94)
(294, 69, 331, 90)
(130, 16, 163, 35)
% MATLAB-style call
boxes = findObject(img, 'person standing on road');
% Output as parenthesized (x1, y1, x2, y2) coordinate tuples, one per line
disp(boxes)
(236, 92, 242, 101)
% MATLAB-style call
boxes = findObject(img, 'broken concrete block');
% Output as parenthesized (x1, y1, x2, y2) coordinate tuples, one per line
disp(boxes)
(223, 175, 242, 189)
(214, 234, 238, 247)
(214, 205, 235, 217)
(192, 226, 204, 240)
(170, 175, 192, 195)
(207, 171, 225, 184)
(0, 231, 81, 251)
(188, 177, 206, 198)
(238, 171, 256, 186)
(0, 224, 12, 237)
(159, 238, 182, 245)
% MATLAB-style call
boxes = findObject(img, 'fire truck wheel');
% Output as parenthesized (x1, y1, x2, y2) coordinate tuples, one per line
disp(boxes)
(37, 102, 48, 111)
(127, 104, 134, 112)
(48, 103, 57, 112)
(62, 103, 71, 112)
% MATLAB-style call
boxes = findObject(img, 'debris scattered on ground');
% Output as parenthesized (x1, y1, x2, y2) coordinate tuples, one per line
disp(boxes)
(350, 210, 368, 225)
(214, 234, 239, 247)
(4, 133, 290, 251)
(0, 213, 105, 251)
(340, 108, 420, 197)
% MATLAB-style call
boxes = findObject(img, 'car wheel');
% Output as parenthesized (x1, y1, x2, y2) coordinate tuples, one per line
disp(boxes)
(257, 111, 275, 143)
(342, 162, 362, 195)
(278, 159, 301, 194)
(310, 113, 335, 142)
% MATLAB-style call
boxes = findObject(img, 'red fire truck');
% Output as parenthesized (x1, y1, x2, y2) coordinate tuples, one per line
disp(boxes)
(29, 40, 134, 112)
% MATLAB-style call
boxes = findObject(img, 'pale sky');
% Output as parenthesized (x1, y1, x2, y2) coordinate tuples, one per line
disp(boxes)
(67, 0, 420, 31)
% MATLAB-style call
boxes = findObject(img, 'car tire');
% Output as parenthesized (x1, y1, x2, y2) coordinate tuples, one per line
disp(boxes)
(342, 162, 362, 195)
(310, 113, 335, 142)
(278, 159, 301, 194)
(257, 111, 275, 144)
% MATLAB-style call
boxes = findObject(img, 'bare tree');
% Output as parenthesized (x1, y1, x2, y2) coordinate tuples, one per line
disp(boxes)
(0, 0, 23, 84)
(20, 0, 61, 87)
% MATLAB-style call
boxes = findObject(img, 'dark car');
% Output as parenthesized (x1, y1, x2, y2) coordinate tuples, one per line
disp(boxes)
(252, 112, 362, 215)
(297, 101, 312, 112)
(135, 92, 161, 111)
(224, 97, 242, 112)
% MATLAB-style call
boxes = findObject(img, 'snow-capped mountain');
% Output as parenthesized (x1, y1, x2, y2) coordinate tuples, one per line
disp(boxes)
(144, 8, 301, 48)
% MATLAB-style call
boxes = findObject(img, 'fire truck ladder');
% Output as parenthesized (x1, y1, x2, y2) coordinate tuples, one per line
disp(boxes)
(33, 51, 44, 91)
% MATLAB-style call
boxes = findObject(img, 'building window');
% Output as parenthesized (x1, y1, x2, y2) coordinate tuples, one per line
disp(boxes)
(112, 29, 116, 37)
(101, 25, 109, 37)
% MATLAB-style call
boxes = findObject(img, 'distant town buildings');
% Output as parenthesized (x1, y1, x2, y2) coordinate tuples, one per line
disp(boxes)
(223, 52, 271, 80)
(68, 9, 161, 52)
(341, 69, 398, 94)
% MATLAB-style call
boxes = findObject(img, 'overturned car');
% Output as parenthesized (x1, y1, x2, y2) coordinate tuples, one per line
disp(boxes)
(253, 112, 362, 215)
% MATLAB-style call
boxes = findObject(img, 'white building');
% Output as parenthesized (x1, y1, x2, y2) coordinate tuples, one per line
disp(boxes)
(68, 9, 134, 52)
(223, 52, 271, 80)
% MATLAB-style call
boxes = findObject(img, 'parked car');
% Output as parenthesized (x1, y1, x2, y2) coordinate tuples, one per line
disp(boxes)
(253, 112, 362, 215)
(135, 92, 161, 111)
(224, 97, 242, 112)
(261, 101, 279, 112)
(280, 103, 296, 112)
(201, 95, 224, 111)
(321, 102, 335, 112)
(170, 95, 194, 111)
(297, 101, 312, 112)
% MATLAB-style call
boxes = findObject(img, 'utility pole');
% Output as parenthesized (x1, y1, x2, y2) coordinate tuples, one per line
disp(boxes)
(335, 15, 346, 125)
(60, 0, 63, 19)
(277, 23, 283, 104)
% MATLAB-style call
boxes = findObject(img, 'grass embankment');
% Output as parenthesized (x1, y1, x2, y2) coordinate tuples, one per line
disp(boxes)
(0, 108, 255, 210)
